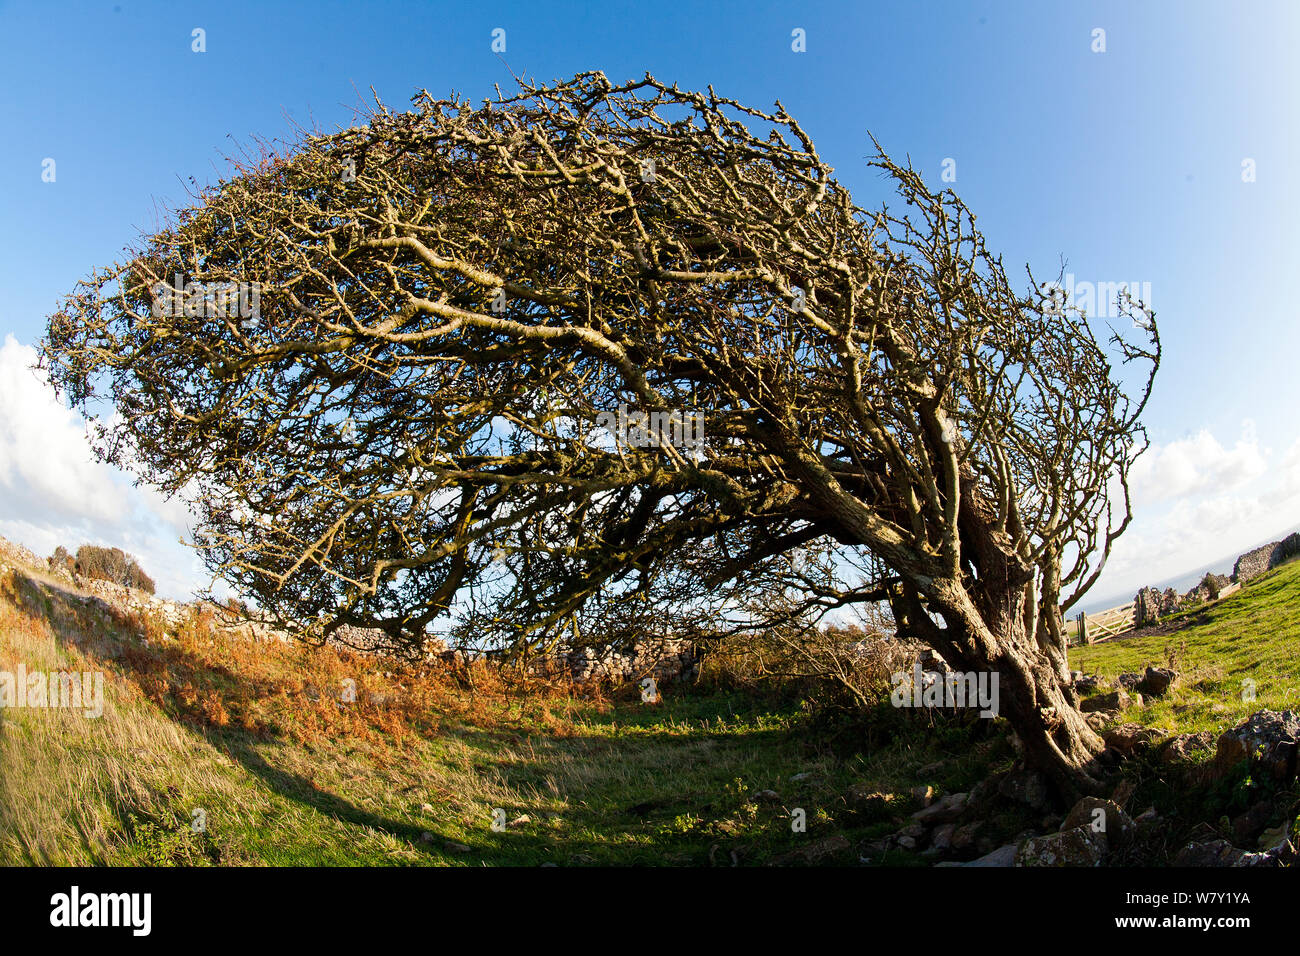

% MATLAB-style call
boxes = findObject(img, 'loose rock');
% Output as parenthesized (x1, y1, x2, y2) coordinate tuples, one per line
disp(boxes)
(911, 792, 967, 825)
(936, 843, 1018, 867)
(1102, 722, 1161, 758)
(1082, 689, 1138, 714)
(1137, 666, 1178, 698)
(1060, 797, 1136, 849)
(931, 823, 956, 852)
(1198, 710, 1300, 785)
(1016, 827, 1108, 867)
(1158, 731, 1216, 764)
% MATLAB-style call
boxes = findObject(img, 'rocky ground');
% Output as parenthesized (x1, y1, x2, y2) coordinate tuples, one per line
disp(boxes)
(849, 706, 1298, 868)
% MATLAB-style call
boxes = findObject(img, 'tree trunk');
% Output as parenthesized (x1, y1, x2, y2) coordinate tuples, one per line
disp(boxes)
(923, 580, 1109, 805)
(809, 463, 1110, 803)
(994, 639, 1108, 803)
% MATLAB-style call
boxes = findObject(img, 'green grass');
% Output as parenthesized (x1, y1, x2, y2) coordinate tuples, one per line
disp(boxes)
(1070, 558, 1300, 735)
(0, 564, 1016, 867)
(8, 553, 1297, 866)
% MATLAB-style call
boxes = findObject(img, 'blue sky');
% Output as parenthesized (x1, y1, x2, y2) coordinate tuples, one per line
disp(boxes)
(1, 0, 1297, 603)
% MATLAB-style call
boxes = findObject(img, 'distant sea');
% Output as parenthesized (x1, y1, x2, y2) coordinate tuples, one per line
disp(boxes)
(1074, 521, 1300, 618)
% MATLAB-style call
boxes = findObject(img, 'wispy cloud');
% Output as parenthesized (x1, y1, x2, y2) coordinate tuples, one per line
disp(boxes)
(1128, 420, 1267, 504)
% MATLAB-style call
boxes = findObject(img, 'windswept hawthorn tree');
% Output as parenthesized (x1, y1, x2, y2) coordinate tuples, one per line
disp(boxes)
(42, 72, 1158, 799)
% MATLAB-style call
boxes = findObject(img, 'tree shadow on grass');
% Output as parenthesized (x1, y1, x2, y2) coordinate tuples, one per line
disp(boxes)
(5, 566, 472, 861)
(197, 726, 516, 861)
(10, 565, 822, 865)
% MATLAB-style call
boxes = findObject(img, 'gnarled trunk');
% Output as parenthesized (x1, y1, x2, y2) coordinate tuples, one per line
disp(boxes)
(919, 578, 1108, 805)
(995, 639, 1108, 803)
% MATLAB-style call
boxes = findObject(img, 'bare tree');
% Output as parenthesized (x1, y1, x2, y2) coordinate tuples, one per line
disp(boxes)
(41, 71, 1158, 800)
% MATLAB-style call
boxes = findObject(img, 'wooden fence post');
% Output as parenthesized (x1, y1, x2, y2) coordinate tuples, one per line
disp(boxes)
(1079, 611, 1089, 645)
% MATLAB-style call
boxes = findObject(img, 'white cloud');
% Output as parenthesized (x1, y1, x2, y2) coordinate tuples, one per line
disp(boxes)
(1092, 425, 1300, 602)
(0, 343, 128, 524)
(1263, 436, 1300, 507)
(0, 335, 206, 600)
(1129, 420, 1267, 505)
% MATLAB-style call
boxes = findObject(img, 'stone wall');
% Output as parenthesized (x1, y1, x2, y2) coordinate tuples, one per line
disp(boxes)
(1271, 532, 1300, 571)
(1130, 532, 1300, 628)
(554, 636, 701, 684)
(1133, 587, 1180, 628)
(1234, 542, 1277, 584)
(328, 623, 448, 658)
(0, 536, 44, 572)
(77, 578, 190, 629)
(1132, 573, 1232, 628)
(1233, 532, 1300, 584)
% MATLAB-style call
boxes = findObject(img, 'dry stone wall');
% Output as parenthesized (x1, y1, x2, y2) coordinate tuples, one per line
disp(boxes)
(1233, 532, 1300, 584)
(554, 636, 701, 684)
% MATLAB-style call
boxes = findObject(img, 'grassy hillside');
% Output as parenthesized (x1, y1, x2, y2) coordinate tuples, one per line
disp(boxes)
(0, 559, 1012, 867)
(4, 550, 1297, 866)
(1070, 558, 1300, 734)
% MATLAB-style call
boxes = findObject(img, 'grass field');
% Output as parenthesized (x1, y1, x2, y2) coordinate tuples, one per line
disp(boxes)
(3, 552, 1297, 866)
(1070, 557, 1300, 735)
(0, 560, 1015, 867)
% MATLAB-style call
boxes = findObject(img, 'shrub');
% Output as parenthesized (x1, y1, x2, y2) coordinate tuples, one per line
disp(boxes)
(73, 545, 156, 594)
(1203, 572, 1231, 600)
(47, 546, 74, 575)
(701, 618, 913, 713)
